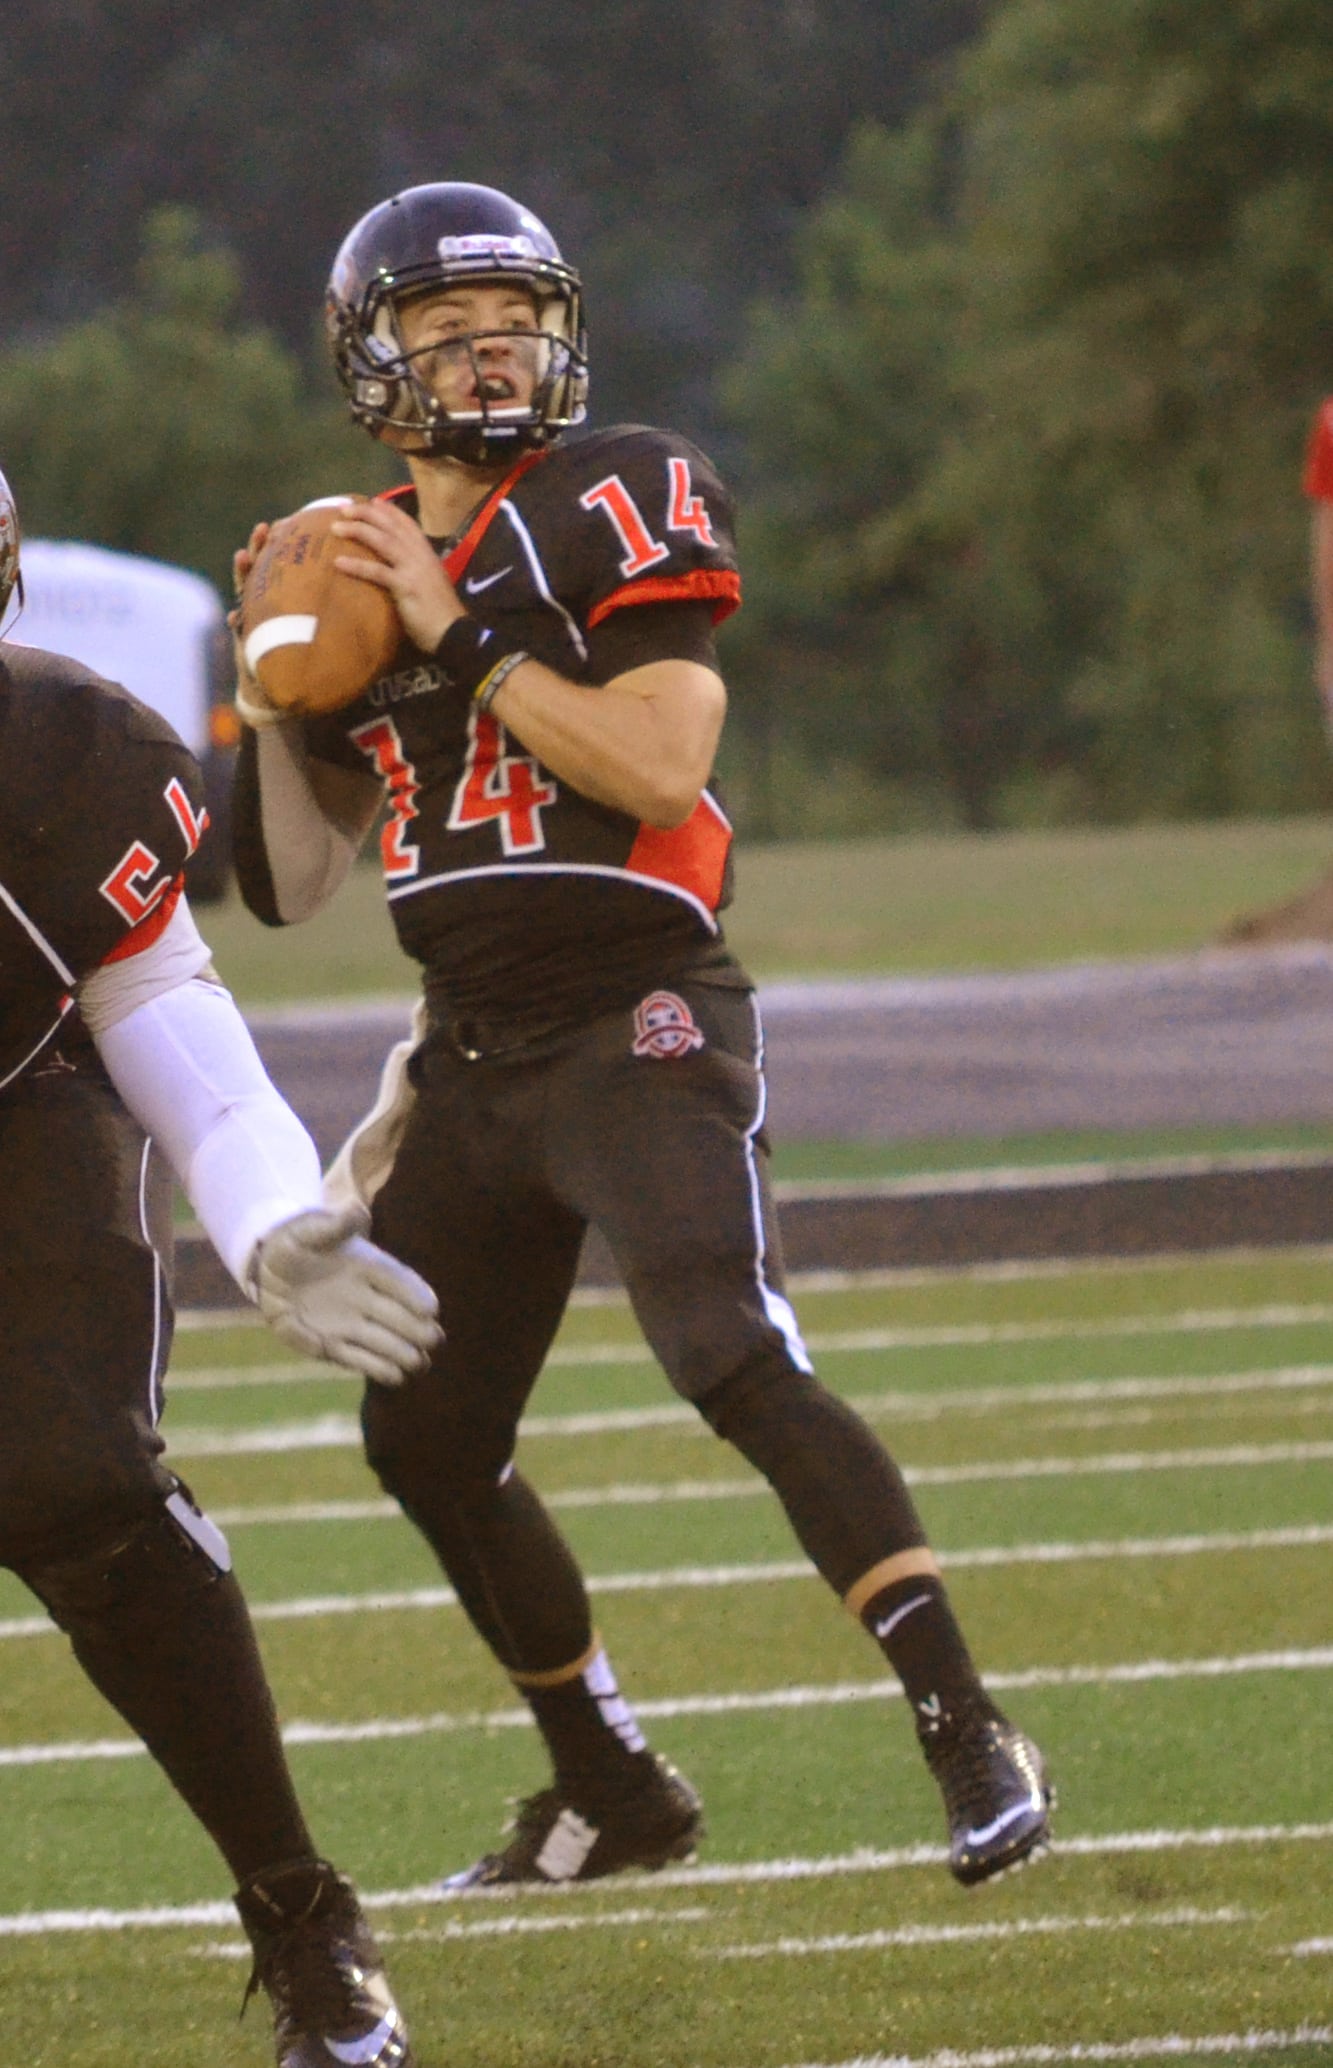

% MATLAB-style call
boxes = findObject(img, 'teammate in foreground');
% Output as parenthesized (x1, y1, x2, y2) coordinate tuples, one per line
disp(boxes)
(232, 182, 1053, 1890)
(0, 470, 427, 2066)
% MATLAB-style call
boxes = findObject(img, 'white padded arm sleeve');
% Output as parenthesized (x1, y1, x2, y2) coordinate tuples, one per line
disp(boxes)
(77, 896, 213, 1037)
(254, 720, 378, 922)
(94, 975, 323, 1287)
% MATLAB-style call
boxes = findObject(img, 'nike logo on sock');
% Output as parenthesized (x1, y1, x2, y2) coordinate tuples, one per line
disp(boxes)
(874, 1591, 932, 1642)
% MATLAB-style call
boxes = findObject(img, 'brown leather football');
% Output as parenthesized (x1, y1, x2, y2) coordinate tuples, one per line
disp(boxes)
(239, 496, 401, 714)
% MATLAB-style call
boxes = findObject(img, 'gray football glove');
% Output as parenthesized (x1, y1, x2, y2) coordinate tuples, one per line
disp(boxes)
(251, 1204, 441, 1384)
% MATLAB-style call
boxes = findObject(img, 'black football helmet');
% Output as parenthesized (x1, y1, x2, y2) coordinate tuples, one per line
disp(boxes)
(325, 182, 587, 465)
(0, 467, 20, 619)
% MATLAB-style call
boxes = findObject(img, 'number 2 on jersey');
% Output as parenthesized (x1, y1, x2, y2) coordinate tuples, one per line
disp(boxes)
(449, 709, 557, 857)
(349, 716, 421, 879)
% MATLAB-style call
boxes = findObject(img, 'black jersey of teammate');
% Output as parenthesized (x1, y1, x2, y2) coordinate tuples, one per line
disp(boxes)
(0, 645, 207, 1091)
(240, 425, 744, 1028)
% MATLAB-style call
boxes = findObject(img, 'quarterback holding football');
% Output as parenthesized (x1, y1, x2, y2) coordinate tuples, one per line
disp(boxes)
(233, 182, 1052, 1897)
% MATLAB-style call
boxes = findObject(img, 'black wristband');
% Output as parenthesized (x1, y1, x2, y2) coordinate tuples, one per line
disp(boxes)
(434, 615, 524, 695)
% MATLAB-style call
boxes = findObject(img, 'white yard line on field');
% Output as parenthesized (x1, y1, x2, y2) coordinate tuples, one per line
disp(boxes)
(777, 2026, 1333, 2068)
(191, 1902, 713, 1958)
(160, 1363, 1333, 1448)
(704, 1903, 1249, 1959)
(3, 1521, 1332, 1642)
(1027, 1396, 1333, 1434)
(804, 1305, 1333, 1350)
(161, 1398, 1333, 1468)
(2, 1647, 1331, 1766)
(165, 1308, 1333, 1391)
(170, 1239, 1333, 1331)
(3, 1834, 1333, 1936)
(193, 1904, 1246, 1963)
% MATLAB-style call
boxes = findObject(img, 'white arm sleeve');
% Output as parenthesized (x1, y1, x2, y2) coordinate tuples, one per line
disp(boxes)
(254, 720, 378, 921)
(77, 896, 213, 1038)
(94, 975, 323, 1288)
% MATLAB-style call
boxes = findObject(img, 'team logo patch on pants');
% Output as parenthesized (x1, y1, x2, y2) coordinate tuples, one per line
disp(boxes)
(631, 990, 705, 1059)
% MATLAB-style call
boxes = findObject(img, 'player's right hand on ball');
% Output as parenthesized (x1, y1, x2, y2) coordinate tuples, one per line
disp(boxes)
(251, 1203, 442, 1384)
(231, 521, 271, 607)
(230, 524, 285, 728)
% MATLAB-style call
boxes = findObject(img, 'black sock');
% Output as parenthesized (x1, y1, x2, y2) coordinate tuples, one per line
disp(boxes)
(21, 1511, 316, 1883)
(519, 1644, 649, 1794)
(858, 1572, 991, 1728)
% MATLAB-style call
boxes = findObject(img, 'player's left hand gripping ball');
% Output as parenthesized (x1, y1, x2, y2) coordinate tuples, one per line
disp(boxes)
(252, 1204, 441, 1382)
(239, 497, 402, 714)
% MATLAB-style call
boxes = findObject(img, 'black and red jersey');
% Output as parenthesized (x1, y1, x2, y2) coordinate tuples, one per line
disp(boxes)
(0, 645, 207, 1091)
(243, 423, 748, 1027)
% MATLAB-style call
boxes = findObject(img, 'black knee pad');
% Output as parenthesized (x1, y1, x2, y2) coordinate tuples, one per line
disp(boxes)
(362, 1388, 517, 1506)
(697, 1348, 825, 1447)
(16, 1486, 232, 1640)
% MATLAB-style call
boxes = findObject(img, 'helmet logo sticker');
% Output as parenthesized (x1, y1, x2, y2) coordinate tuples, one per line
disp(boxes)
(631, 991, 706, 1060)
(438, 234, 539, 263)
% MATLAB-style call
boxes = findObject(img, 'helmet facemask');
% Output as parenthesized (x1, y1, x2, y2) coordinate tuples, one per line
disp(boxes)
(352, 276, 586, 466)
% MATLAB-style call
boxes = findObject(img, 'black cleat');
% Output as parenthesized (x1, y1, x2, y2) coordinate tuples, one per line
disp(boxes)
(441, 1751, 703, 1889)
(235, 1858, 413, 2068)
(918, 1704, 1053, 1886)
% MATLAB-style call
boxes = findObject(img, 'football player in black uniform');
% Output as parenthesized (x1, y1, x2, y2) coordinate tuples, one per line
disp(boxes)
(231, 183, 1052, 1891)
(0, 469, 429, 2067)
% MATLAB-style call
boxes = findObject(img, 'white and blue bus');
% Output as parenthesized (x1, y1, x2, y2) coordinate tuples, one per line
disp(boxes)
(2, 538, 240, 900)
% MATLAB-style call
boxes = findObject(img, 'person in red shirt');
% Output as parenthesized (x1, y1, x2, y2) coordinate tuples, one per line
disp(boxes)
(1220, 402, 1333, 945)
(1302, 399, 1333, 733)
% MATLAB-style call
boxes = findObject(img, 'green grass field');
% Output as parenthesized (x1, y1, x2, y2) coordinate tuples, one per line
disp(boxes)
(2, 1247, 1331, 2066)
(200, 818, 1333, 1006)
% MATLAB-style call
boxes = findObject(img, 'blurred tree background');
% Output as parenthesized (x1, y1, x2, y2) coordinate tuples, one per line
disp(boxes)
(2, 0, 1331, 839)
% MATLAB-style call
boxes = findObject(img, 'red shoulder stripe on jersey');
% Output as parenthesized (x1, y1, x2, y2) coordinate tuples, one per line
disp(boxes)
(624, 793, 731, 914)
(100, 876, 185, 965)
(587, 568, 741, 631)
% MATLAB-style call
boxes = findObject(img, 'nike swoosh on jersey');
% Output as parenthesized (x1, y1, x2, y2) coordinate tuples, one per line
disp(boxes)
(963, 1794, 1043, 1849)
(323, 2009, 402, 2064)
(464, 565, 514, 594)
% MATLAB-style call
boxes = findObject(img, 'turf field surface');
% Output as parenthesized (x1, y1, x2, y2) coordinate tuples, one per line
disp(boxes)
(0, 1246, 1330, 2066)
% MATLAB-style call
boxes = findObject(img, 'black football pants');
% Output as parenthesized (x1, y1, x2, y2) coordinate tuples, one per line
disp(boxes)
(0, 1065, 176, 1563)
(0, 1063, 316, 1882)
(363, 978, 930, 1676)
